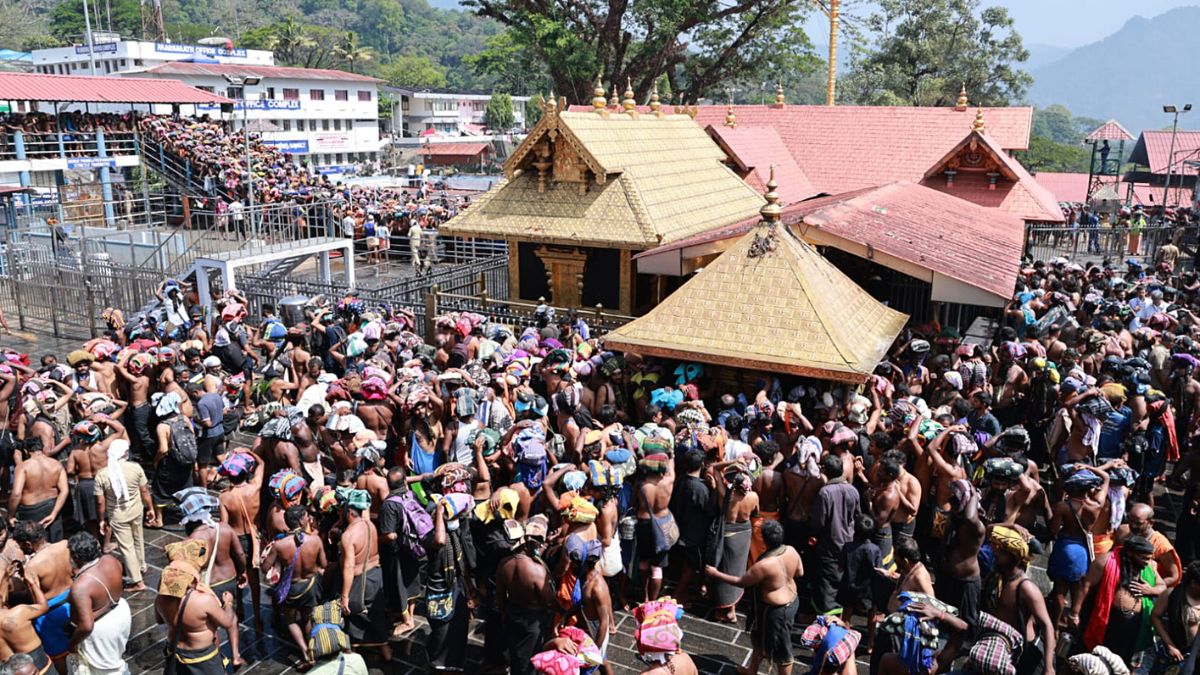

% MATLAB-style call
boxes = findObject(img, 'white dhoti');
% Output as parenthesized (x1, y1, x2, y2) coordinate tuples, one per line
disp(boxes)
(68, 597, 131, 675)
(599, 539, 623, 577)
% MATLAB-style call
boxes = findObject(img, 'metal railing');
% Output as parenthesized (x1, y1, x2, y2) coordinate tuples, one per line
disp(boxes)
(427, 287, 634, 337)
(0, 129, 138, 162)
(1024, 224, 1194, 266)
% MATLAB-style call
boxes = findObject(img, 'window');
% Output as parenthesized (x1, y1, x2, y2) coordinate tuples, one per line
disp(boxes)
(431, 100, 455, 113)
(226, 86, 244, 100)
(120, 59, 127, 67)
(297, 120, 305, 131)
(333, 119, 341, 130)
(134, 59, 143, 65)
(266, 87, 276, 99)
(358, 91, 372, 102)
(310, 89, 325, 101)
(335, 90, 348, 101)
(282, 88, 300, 100)
(322, 119, 330, 131)
(281, 120, 291, 131)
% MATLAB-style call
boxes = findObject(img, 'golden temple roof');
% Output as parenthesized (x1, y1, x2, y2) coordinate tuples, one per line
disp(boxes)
(439, 110, 766, 248)
(602, 217, 907, 382)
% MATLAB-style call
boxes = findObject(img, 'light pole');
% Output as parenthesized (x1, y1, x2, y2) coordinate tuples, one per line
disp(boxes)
(224, 74, 263, 237)
(1160, 103, 1192, 218)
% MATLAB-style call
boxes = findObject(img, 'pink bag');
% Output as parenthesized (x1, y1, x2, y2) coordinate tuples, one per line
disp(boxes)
(633, 597, 684, 654)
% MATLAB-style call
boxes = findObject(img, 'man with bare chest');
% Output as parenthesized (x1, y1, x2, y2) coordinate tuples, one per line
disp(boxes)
(217, 450, 263, 633)
(14, 521, 71, 671)
(179, 489, 246, 669)
(9, 438, 68, 543)
(495, 528, 556, 675)
(65, 415, 126, 539)
(935, 479, 986, 630)
(261, 506, 326, 669)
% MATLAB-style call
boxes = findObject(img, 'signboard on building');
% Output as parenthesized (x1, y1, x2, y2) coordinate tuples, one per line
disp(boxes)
(196, 100, 301, 112)
(318, 164, 358, 175)
(74, 43, 118, 54)
(154, 42, 248, 58)
(66, 157, 116, 170)
(312, 134, 350, 151)
(263, 139, 310, 154)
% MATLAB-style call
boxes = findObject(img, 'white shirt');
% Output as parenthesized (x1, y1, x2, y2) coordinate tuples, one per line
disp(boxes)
(228, 201, 244, 221)
(342, 216, 357, 237)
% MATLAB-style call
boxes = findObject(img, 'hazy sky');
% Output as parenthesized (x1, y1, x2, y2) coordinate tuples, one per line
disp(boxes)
(819, 1, 1200, 49)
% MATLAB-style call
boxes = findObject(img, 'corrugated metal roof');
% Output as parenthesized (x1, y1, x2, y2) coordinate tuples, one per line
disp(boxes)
(1085, 120, 1134, 143)
(419, 143, 489, 156)
(1128, 130, 1200, 175)
(0, 72, 231, 104)
(136, 62, 381, 83)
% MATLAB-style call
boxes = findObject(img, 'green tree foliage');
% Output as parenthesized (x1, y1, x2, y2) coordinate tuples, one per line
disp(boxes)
(465, 30, 549, 95)
(526, 93, 544, 126)
(463, 0, 818, 104)
(49, 0, 141, 41)
(1018, 136, 1091, 173)
(1032, 104, 1105, 145)
(333, 31, 374, 73)
(377, 54, 448, 88)
(842, 0, 1032, 107)
(485, 92, 514, 130)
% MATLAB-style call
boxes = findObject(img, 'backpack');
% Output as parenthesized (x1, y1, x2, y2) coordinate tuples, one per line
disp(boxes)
(167, 417, 198, 464)
(387, 492, 433, 559)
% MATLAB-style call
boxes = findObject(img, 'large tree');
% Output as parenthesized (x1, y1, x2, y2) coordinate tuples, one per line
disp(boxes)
(485, 92, 515, 130)
(463, 0, 817, 104)
(842, 0, 1031, 107)
(377, 55, 449, 89)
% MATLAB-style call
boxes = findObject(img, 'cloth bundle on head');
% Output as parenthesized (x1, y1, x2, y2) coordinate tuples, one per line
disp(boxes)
(219, 451, 256, 478)
(801, 616, 861, 673)
(639, 435, 673, 458)
(166, 538, 210, 570)
(984, 457, 1025, 482)
(918, 419, 945, 443)
(586, 460, 621, 488)
(269, 470, 307, 506)
(1062, 468, 1104, 493)
(357, 440, 386, 466)
(562, 470, 587, 492)
(1068, 646, 1130, 675)
(152, 389, 180, 415)
(174, 487, 219, 527)
(314, 486, 340, 513)
(259, 414, 295, 440)
(128, 353, 155, 375)
(942, 371, 964, 391)
(202, 355, 222, 369)
(309, 601, 351, 659)
(530, 626, 604, 675)
(67, 349, 94, 367)
(335, 487, 372, 512)
(989, 525, 1030, 566)
(524, 514, 549, 540)
(831, 426, 858, 447)
(560, 493, 599, 524)
(360, 376, 388, 401)
(158, 560, 202, 599)
(880, 593, 958, 675)
(467, 427, 502, 458)
(437, 492, 474, 520)
(966, 612, 1024, 675)
(633, 597, 684, 657)
(639, 453, 671, 474)
(474, 487, 519, 524)
(649, 387, 684, 412)
(949, 479, 976, 512)
(437, 463, 472, 493)
(73, 420, 101, 443)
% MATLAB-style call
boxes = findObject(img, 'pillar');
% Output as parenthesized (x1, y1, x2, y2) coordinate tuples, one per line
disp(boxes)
(196, 262, 212, 318)
(12, 131, 32, 215)
(318, 251, 332, 282)
(95, 129, 115, 225)
(343, 241, 356, 287)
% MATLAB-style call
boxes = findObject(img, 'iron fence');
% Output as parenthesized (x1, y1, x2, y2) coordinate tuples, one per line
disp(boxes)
(1025, 224, 1194, 266)
(429, 288, 634, 336)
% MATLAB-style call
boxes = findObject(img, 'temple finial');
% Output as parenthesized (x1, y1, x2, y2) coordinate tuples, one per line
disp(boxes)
(760, 164, 781, 223)
(972, 107, 985, 132)
(622, 78, 636, 112)
(545, 91, 558, 116)
(592, 74, 607, 112)
(609, 85, 619, 108)
(649, 80, 661, 115)
(775, 82, 785, 106)
(725, 90, 736, 128)
(956, 84, 969, 112)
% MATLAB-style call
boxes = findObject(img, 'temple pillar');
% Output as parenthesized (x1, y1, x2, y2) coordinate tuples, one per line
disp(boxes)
(619, 248, 632, 314)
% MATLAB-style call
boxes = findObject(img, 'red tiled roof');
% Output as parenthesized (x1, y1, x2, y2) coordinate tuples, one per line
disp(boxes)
(419, 143, 489, 156)
(690, 104, 1033, 195)
(1128, 130, 1200, 175)
(1034, 172, 1089, 203)
(0, 71, 230, 105)
(921, 130, 1064, 223)
(0, 186, 35, 196)
(637, 181, 1024, 301)
(135, 62, 382, 83)
(787, 183, 1024, 300)
(1085, 120, 1134, 143)
(706, 125, 819, 204)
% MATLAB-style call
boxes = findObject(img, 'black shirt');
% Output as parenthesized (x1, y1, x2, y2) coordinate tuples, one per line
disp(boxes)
(378, 494, 405, 556)
(671, 474, 717, 548)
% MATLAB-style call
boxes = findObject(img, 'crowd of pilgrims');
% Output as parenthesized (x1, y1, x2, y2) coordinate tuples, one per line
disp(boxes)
(0, 253, 1199, 675)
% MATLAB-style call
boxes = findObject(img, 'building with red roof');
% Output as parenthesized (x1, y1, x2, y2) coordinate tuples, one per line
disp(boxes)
(1034, 171, 1193, 208)
(418, 142, 492, 166)
(636, 180, 1025, 314)
(1125, 129, 1200, 209)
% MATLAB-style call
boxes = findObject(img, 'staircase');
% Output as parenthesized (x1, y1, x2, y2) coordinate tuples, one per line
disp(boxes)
(137, 134, 235, 203)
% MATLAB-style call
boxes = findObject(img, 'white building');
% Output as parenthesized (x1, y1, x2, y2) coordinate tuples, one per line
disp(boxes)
(124, 62, 383, 171)
(31, 36, 274, 77)
(385, 87, 530, 139)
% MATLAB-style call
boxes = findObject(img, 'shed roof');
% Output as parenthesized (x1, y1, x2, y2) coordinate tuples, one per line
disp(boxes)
(0, 71, 230, 104)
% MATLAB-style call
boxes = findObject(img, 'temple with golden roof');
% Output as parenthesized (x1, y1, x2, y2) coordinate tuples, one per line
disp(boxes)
(439, 81, 766, 314)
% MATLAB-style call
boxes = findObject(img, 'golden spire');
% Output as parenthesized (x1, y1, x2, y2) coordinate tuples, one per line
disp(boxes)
(775, 82, 785, 106)
(760, 164, 781, 223)
(622, 78, 636, 112)
(955, 83, 969, 111)
(725, 91, 736, 128)
(592, 74, 607, 112)
(649, 80, 661, 115)
(609, 85, 619, 108)
(545, 90, 558, 116)
(972, 107, 985, 133)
